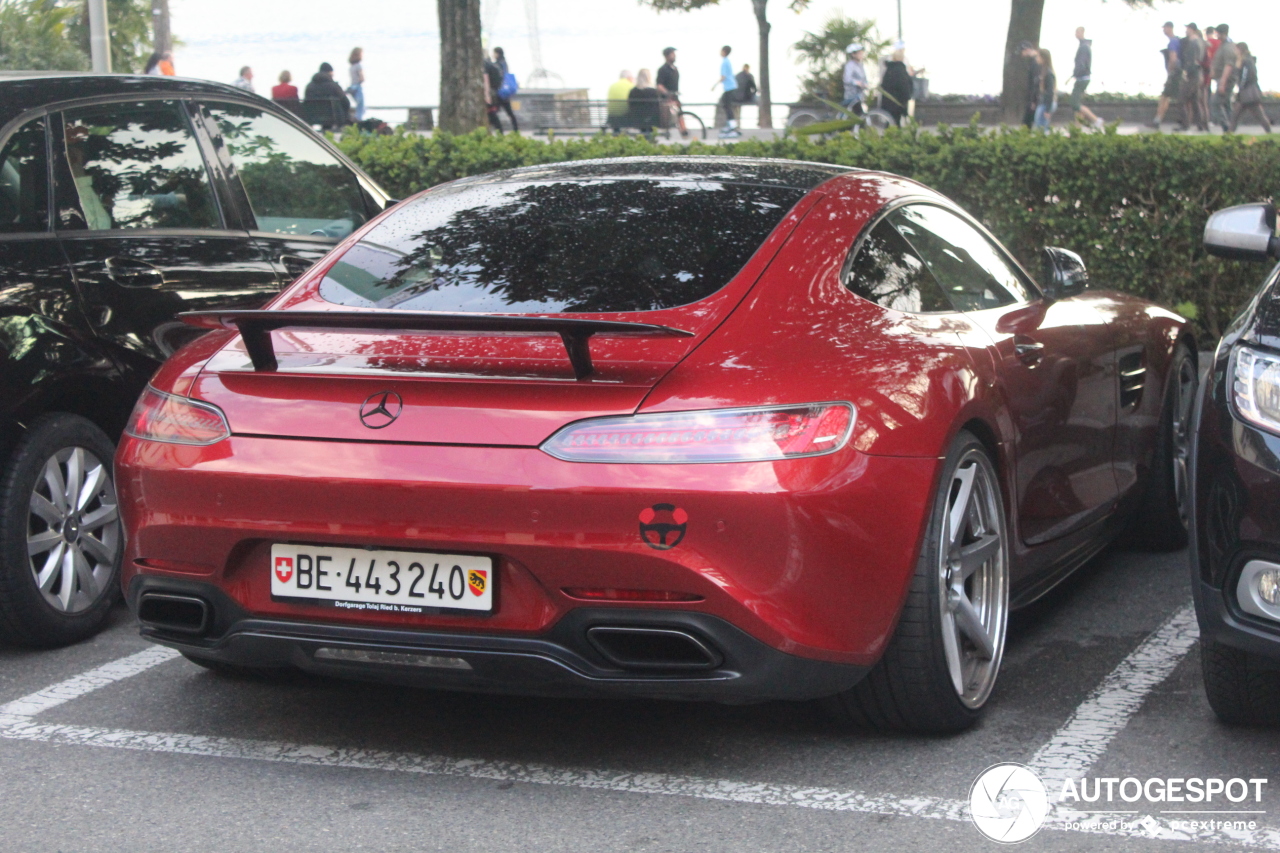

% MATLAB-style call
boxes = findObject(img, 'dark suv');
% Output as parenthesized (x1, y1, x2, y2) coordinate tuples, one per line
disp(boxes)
(0, 73, 389, 647)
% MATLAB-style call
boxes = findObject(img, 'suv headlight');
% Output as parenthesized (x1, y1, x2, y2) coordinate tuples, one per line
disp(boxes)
(1232, 345, 1280, 435)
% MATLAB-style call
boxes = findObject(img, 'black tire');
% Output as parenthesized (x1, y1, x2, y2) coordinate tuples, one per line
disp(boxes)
(1130, 342, 1198, 550)
(0, 414, 121, 648)
(1201, 638, 1280, 726)
(825, 431, 1010, 733)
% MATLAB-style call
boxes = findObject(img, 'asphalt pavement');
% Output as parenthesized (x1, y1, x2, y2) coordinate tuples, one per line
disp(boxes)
(0, 540, 1277, 853)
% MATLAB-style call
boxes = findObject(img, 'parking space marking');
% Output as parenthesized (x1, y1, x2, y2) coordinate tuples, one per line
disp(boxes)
(1028, 604, 1199, 790)
(0, 646, 179, 717)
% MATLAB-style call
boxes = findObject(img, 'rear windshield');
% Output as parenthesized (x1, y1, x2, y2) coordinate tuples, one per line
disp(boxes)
(317, 179, 805, 313)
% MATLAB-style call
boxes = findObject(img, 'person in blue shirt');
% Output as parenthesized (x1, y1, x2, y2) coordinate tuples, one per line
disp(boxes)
(713, 45, 740, 137)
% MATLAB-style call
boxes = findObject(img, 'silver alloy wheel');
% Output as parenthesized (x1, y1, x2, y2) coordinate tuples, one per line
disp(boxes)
(937, 449, 1008, 709)
(26, 446, 120, 613)
(1170, 355, 1198, 530)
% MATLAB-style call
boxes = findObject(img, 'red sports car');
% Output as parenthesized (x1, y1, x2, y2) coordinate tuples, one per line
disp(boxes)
(116, 157, 1193, 732)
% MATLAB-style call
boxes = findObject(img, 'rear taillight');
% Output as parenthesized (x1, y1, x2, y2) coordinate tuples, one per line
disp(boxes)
(125, 387, 231, 446)
(540, 403, 855, 464)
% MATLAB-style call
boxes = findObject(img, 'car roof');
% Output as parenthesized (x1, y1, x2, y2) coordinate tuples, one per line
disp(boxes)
(447, 156, 858, 191)
(0, 73, 256, 125)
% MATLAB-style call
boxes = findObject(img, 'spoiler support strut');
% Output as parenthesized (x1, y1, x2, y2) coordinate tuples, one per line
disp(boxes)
(180, 310, 694, 379)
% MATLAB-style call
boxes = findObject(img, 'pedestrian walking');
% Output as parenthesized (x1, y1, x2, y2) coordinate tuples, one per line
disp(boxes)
(735, 64, 757, 104)
(879, 43, 913, 126)
(714, 45, 740, 137)
(143, 51, 163, 75)
(1176, 24, 1208, 131)
(628, 68, 661, 134)
(1014, 41, 1041, 127)
(486, 47, 518, 133)
(1211, 23, 1239, 132)
(1202, 26, 1218, 128)
(1146, 22, 1182, 129)
(272, 70, 298, 101)
(1069, 28, 1104, 127)
(656, 47, 687, 138)
(1230, 43, 1273, 133)
(607, 70, 635, 132)
(1033, 49, 1057, 129)
(232, 66, 254, 93)
(842, 44, 868, 118)
(348, 48, 365, 121)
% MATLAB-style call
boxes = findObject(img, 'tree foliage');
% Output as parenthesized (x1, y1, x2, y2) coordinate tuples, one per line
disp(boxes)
(792, 13, 888, 102)
(337, 125, 1280, 343)
(68, 0, 154, 73)
(0, 0, 89, 70)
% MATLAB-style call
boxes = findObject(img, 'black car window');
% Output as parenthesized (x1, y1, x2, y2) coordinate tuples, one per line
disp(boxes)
(889, 205, 1033, 311)
(59, 101, 219, 231)
(317, 179, 804, 313)
(0, 118, 50, 233)
(203, 102, 370, 239)
(845, 216, 951, 313)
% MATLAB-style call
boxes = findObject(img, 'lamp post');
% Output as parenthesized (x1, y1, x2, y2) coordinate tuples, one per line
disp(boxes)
(897, 0, 903, 41)
(87, 0, 111, 72)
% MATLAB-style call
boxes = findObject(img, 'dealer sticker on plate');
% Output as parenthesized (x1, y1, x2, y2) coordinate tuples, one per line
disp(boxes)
(270, 544, 493, 613)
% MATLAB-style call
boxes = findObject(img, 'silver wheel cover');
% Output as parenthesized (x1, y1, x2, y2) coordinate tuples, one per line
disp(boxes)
(937, 449, 1009, 709)
(26, 446, 120, 613)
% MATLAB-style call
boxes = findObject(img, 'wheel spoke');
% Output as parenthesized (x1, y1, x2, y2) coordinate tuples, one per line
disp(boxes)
(57, 547, 76, 609)
(958, 534, 1000, 579)
(940, 608, 966, 695)
(951, 592, 996, 660)
(72, 547, 99, 600)
(29, 492, 63, 526)
(79, 531, 117, 565)
(41, 456, 68, 513)
(80, 503, 118, 532)
(77, 462, 107, 511)
(947, 464, 977, 545)
(36, 542, 66, 591)
(63, 448, 85, 513)
(27, 530, 62, 556)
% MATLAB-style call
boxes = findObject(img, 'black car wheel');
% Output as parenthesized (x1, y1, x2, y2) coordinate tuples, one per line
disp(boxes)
(0, 414, 121, 647)
(825, 431, 1009, 733)
(1130, 342, 1198, 550)
(1201, 638, 1280, 726)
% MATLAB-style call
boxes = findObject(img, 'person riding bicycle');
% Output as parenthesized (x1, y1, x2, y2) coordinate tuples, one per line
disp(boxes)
(843, 43, 869, 118)
(656, 47, 688, 138)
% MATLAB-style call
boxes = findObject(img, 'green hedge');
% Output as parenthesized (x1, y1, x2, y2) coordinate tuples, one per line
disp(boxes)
(336, 126, 1280, 342)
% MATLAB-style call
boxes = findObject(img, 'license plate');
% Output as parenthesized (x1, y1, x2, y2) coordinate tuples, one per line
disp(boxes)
(270, 544, 493, 613)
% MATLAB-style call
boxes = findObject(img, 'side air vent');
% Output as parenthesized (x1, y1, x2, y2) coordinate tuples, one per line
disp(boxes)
(1119, 352, 1146, 410)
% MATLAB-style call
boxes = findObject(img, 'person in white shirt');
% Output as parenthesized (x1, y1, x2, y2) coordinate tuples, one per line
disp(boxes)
(348, 48, 366, 121)
(842, 44, 868, 117)
(232, 66, 254, 93)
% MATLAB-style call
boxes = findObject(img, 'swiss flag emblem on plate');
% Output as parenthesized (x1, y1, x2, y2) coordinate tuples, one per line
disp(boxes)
(468, 569, 487, 597)
(274, 556, 294, 583)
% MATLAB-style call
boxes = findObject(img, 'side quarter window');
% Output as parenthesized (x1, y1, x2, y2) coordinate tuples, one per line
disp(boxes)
(57, 100, 221, 231)
(845, 215, 953, 313)
(0, 117, 50, 233)
(201, 102, 372, 240)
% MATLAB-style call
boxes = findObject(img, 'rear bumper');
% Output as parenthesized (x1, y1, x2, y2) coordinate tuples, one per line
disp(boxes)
(128, 576, 867, 702)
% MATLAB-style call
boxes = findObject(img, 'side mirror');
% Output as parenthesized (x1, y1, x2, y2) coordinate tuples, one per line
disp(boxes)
(1204, 203, 1280, 261)
(1041, 247, 1089, 301)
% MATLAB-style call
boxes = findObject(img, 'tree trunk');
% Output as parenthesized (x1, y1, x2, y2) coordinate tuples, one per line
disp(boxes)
(151, 0, 170, 54)
(438, 0, 485, 134)
(752, 0, 773, 129)
(1000, 0, 1045, 124)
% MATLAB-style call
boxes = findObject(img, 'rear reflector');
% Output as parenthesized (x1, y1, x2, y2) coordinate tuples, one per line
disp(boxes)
(125, 386, 230, 446)
(541, 403, 855, 463)
(313, 648, 473, 670)
(562, 588, 703, 602)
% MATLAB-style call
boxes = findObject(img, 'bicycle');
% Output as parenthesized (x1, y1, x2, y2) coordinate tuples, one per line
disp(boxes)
(658, 95, 707, 141)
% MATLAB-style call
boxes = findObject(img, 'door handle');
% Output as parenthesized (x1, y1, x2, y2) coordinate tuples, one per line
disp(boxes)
(104, 257, 165, 288)
(1013, 336, 1045, 365)
(279, 254, 315, 279)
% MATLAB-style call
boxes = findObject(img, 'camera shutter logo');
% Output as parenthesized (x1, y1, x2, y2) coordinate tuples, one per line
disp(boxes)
(969, 763, 1049, 844)
(359, 391, 403, 429)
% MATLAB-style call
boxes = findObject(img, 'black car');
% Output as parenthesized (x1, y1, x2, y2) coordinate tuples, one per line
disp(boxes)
(1193, 202, 1280, 724)
(0, 73, 390, 647)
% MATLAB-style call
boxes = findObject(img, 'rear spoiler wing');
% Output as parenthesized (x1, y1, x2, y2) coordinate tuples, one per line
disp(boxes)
(179, 310, 694, 379)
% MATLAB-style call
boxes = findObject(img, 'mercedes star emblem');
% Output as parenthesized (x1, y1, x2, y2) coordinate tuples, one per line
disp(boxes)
(359, 390, 403, 429)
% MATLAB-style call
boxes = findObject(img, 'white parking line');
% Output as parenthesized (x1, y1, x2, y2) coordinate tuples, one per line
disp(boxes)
(0, 646, 179, 717)
(1028, 604, 1200, 790)
(0, 603, 1264, 849)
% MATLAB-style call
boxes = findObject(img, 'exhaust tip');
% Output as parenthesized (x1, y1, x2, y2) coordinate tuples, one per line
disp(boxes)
(138, 593, 210, 636)
(586, 626, 723, 671)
